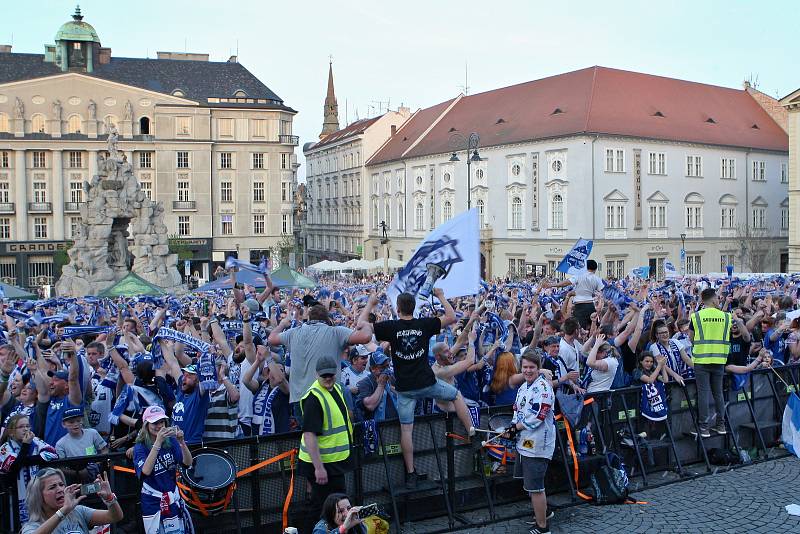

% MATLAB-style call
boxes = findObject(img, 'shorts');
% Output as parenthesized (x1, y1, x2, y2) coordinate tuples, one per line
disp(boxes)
(396, 379, 459, 424)
(513, 454, 549, 493)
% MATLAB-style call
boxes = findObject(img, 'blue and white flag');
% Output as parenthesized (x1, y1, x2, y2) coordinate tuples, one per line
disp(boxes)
(629, 266, 650, 279)
(387, 208, 480, 310)
(226, 256, 267, 274)
(782, 392, 800, 457)
(664, 260, 678, 279)
(556, 238, 593, 277)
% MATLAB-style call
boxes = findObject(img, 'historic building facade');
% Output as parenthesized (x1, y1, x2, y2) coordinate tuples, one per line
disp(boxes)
(365, 67, 790, 278)
(303, 63, 410, 264)
(0, 8, 297, 289)
(781, 87, 800, 273)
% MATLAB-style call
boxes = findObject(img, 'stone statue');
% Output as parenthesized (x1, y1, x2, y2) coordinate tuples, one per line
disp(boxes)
(52, 100, 62, 121)
(14, 97, 24, 119)
(123, 100, 133, 122)
(107, 126, 119, 159)
(88, 99, 97, 120)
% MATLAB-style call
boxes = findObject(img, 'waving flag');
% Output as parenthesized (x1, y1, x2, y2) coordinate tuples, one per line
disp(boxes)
(629, 266, 650, 279)
(556, 238, 593, 277)
(387, 208, 480, 311)
(782, 393, 800, 457)
(664, 260, 678, 279)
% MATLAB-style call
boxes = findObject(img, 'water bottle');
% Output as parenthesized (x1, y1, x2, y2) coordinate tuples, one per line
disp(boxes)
(578, 427, 588, 457)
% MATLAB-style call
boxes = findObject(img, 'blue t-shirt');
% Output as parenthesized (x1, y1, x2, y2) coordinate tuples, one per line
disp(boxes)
(172, 377, 210, 445)
(764, 328, 788, 362)
(456, 370, 480, 403)
(44, 396, 81, 447)
(134, 436, 182, 494)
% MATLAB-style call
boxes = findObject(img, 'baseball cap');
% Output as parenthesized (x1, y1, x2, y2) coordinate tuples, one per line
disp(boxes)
(142, 405, 168, 424)
(244, 298, 261, 314)
(543, 336, 560, 346)
(316, 356, 339, 376)
(369, 351, 389, 367)
(182, 364, 198, 375)
(62, 407, 83, 420)
(47, 370, 69, 380)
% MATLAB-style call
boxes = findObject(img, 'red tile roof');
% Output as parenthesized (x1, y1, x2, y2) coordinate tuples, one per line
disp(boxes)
(308, 115, 383, 150)
(368, 66, 788, 165)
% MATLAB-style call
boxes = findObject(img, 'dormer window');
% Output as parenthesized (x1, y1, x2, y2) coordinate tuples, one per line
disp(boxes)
(172, 89, 185, 97)
(234, 90, 248, 97)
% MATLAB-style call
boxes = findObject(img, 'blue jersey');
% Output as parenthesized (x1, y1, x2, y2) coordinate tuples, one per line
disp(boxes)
(172, 378, 210, 445)
(134, 437, 183, 518)
(44, 396, 80, 446)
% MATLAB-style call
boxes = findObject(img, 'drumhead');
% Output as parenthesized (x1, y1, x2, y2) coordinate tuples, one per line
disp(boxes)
(181, 448, 236, 491)
(488, 413, 513, 432)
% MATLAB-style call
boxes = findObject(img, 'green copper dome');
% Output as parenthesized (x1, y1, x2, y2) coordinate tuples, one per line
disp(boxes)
(55, 6, 100, 43)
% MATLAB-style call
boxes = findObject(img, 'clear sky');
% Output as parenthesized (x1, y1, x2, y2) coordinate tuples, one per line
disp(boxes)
(2, 0, 796, 181)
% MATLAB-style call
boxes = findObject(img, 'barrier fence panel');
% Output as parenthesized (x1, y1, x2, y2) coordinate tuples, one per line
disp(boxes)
(1, 364, 797, 534)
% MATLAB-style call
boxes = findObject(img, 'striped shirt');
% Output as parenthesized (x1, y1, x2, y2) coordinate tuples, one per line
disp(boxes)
(203, 386, 239, 441)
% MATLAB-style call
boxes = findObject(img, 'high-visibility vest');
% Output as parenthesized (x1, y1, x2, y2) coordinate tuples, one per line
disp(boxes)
(298, 381, 352, 464)
(690, 307, 732, 365)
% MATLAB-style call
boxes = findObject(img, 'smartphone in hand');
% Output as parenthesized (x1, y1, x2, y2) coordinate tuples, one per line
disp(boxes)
(357, 503, 379, 519)
(80, 483, 101, 496)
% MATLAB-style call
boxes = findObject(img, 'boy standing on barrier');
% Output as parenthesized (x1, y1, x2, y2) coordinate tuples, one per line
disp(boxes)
(509, 352, 555, 534)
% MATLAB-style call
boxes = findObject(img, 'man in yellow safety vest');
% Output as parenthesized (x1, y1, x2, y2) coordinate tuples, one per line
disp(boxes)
(298, 355, 354, 520)
(689, 288, 732, 438)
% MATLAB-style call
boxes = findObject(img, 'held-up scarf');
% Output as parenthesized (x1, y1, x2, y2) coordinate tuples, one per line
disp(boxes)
(152, 328, 216, 390)
(62, 325, 114, 339)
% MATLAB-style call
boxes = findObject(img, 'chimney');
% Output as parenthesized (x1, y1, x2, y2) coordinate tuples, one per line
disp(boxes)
(98, 47, 112, 64)
(156, 51, 210, 62)
(391, 125, 397, 136)
(0, 45, 11, 53)
(228, 55, 238, 63)
(397, 105, 411, 118)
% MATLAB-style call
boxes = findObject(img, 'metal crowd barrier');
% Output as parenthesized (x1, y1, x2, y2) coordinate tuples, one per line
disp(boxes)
(1, 364, 796, 534)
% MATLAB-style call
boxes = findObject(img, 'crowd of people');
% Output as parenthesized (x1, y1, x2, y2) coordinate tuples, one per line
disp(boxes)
(1, 259, 798, 534)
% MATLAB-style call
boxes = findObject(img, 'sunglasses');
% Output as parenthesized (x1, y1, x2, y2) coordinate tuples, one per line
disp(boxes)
(319, 373, 335, 379)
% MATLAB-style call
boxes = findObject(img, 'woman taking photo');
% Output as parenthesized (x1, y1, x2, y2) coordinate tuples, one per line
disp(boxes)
(0, 414, 58, 527)
(20, 468, 122, 534)
(312, 492, 367, 534)
(133, 405, 194, 534)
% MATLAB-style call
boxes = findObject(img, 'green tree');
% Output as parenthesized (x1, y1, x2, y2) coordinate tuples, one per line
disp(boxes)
(168, 236, 194, 261)
(53, 241, 74, 277)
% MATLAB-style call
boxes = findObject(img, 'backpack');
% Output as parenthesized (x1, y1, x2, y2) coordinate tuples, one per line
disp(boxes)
(708, 448, 741, 466)
(590, 452, 630, 504)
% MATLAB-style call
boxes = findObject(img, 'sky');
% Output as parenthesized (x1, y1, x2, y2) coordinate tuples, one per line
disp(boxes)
(2, 0, 796, 181)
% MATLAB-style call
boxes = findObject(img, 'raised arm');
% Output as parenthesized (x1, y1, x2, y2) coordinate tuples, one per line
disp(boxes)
(434, 288, 456, 328)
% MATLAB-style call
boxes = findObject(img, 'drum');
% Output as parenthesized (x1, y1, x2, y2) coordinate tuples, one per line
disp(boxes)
(485, 413, 516, 464)
(178, 447, 237, 515)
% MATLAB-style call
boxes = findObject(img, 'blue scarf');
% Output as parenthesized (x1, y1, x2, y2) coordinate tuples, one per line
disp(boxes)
(152, 328, 216, 390)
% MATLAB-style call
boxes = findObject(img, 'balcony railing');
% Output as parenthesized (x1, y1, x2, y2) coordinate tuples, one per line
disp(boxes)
(64, 202, 81, 213)
(28, 202, 52, 213)
(0, 202, 14, 214)
(278, 134, 299, 146)
(172, 201, 196, 210)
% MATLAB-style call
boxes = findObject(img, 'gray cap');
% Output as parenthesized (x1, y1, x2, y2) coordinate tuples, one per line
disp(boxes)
(316, 356, 339, 376)
(543, 336, 561, 346)
(244, 298, 261, 313)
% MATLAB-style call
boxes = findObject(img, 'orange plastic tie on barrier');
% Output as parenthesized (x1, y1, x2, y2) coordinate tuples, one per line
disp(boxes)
(282, 450, 296, 531)
(236, 448, 296, 478)
(561, 417, 593, 501)
(112, 465, 136, 475)
(446, 432, 469, 442)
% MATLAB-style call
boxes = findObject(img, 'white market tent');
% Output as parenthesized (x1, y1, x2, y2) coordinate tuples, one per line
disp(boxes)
(307, 260, 346, 272)
(367, 258, 405, 270)
(341, 258, 372, 270)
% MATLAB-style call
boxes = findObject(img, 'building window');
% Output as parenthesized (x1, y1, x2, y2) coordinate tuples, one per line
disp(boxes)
(443, 200, 453, 222)
(721, 158, 736, 179)
(252, 153, 264, 169)
(281, 153, 290, 169)
(31, 114, 47, 134)
(69, 182, 83, 204)
(218, 118, 234, 137)
(253, 181, 265, 203)
(782, 163, 789, 184)
(252, 119, 267, 138)
(605, 204, 625, 229)
(253, 214, 265, 235)
(686, 155, 703, 177)
(372, 200, 379, 229)
(0, 114, 9, 133)
(720, 254, 735, 271)
(27, 256, 53, 286)
(69, 216, 81, 238)
(511, 163, 522, 177)
(608, 259, 625, 279)
(68, 151, 82, 168)
(477, 199, 486, 228)
(220, 181, 233, 203)
(33, 217, 48, 239)
(415, 202, 424, 230)
(397, 201, 405, 230)
(32, 151, 46, 168)
(686, 205, 702, 228)
(139, 117, 150, 135)
(0, 218, 10, 239)
(551, 193, 564, 229)
(221, 215, 233, 235)
(508, 258, 525, 277)
(782, 207, 789, 230)
(176, 116, 191, 136)
(475, 168, 484, 180)
(751, 161, 766, 181)
(752, 206, 766, 229)
(721, 206, 736, 229)
(176, 151, 189, 168)
(67, 115, 82, 134)
(511, 196, 523, 229)
(33, 181, 47, 203)
(648, 204, 666, 228)
(139, 152, 152, 168)
(648, 152, 666, 175)
(605, 148, 625, 172)
(686, 255, 702, 275)
(177, 216, 190, 236)
(140, 178, 152, 200)
(0, 181, 9, 203)
(0, 152, 8, 168)
(220, 152, 232, 169)
(282, 214, 290, 234)
(282, 182, 290, 202)
(177, 178, 191, 202)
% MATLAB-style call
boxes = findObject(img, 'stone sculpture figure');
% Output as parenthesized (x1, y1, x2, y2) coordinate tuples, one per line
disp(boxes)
(123, 100, 133, 122)
(14, 97, 24, 119)
(107, 126, 119, 158)
(88, 99, 97, 120)
(52, 100, 62, 121)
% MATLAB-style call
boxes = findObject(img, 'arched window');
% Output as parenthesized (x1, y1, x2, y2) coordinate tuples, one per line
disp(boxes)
(551, 194, 564, 229)
(684, 193, 704, 229)
(0, 113, 9, 133)
(477, 199, 486, 228)
(511, 196, 523, 229)
(67, 115, 82, 134)
(384, 200, 391, 229)
(372, 200, 379, 229)
(397, 201, 405, 230)
(415, 202, 424, 230)
(443, 200, 452, 222)
(31, 114, 47, 134)
(140, 117, 151, 135)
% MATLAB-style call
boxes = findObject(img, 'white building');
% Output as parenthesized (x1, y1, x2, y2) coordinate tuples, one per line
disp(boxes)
(364, 67, 790, 278)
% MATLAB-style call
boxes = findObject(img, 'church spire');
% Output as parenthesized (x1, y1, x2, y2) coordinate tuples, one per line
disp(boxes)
(320, 59, 340, 139)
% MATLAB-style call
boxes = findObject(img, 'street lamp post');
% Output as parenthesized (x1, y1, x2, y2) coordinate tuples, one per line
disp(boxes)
(680, 233, 687, 276)
(449, 132, 482, 210)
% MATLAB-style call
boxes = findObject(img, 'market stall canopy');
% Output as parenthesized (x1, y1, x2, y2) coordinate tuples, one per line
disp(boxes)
(341, 258, 372, 270)
(98, 273, 167, 297)
(195, 268, 270, 291)
(269, 265, 317, 289)
(367, 258, 406, 270)
(0, 282, 37, 300)
(308, 260, 346, 272)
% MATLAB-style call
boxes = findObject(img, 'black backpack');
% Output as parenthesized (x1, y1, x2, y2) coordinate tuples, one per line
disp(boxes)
(590, 452, 630, 504)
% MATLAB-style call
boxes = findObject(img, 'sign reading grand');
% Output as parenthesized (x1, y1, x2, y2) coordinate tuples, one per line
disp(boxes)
(1, 241, 70, 253)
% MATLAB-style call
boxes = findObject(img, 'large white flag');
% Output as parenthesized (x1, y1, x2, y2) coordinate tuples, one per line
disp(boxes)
(782, 392, 800, 457)
(386, 208, 480, 309)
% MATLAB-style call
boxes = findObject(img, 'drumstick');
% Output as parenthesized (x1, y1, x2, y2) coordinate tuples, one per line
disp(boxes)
(481, 430, 512, 448)
(473, 428, 504, 435)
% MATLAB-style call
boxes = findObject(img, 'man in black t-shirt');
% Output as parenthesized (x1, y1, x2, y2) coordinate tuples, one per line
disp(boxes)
(369, 289, 476, 489)
(727, 315, 752, 367)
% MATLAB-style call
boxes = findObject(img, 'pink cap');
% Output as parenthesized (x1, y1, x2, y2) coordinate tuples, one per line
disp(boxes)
(142, 405, 168, 424)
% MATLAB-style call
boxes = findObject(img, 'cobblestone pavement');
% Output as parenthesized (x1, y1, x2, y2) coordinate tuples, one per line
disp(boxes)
(407, 456, 800, 533)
